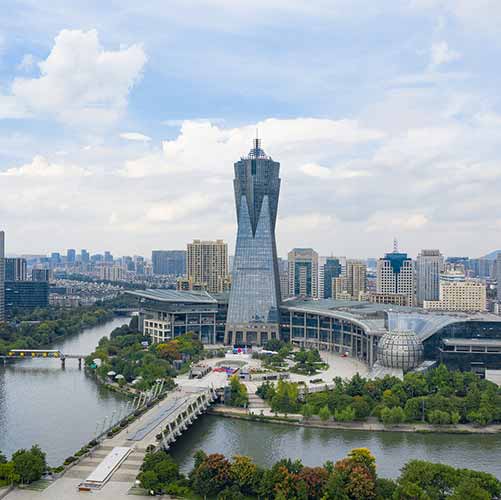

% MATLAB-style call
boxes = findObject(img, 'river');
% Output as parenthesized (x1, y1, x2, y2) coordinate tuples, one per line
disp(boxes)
(169, 415, 501, 479)
(2, 321, 501, 479)
(0, 317, 128, 466)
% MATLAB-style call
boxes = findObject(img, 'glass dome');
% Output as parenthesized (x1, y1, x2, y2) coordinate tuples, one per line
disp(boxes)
(377, 330, 424, 371)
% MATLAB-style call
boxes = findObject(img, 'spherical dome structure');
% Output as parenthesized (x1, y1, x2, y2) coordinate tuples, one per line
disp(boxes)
(377, 330, 423, 371)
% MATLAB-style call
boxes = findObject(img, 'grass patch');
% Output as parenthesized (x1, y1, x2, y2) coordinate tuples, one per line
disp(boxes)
(19, 479, 52, 491)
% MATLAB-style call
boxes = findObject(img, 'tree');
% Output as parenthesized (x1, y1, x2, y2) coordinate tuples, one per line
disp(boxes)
(11, 446, 46, 484)
(139, 470, 161, 493)
(191, 453, 232, 499)
(375, 478, 397, 499)
(229, 375, 248, 408)
(0, 451, 6, 464)
(319, 405, 331, 421)
(450, 481, 490, 500)
(302, 403, 315, 419)
(230, 455, 258, 496)
(0, 463, 20, 486)
(298, 466, 329, 499)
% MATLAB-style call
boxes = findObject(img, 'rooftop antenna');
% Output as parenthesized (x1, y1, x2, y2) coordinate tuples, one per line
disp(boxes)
(393, 237, 398, 253)
(254, 128, 260, 150)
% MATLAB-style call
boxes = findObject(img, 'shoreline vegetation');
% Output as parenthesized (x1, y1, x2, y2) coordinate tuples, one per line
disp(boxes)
(0, 304, 116, 355)
(136, 447, 501, 499)
(208, 406, 501, 434)
(254, 358, 501, 428)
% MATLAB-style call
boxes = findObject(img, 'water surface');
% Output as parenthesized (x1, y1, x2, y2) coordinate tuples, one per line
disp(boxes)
(0, 317, 128, 465)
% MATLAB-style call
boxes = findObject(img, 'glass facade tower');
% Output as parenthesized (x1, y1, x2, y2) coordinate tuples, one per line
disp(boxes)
(225, 139, 282, 346)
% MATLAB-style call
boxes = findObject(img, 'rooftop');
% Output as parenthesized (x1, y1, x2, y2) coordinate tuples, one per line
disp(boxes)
(127, 289, 217, 304)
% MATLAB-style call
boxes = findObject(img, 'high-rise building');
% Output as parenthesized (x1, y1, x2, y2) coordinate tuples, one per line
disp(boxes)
(50, 252, 61, 267)
(32, 268, 50, 282)
(288, 248, 319, 298)
(225, 139, 282, 345)
(5, 258, 27, 281)
(424, 271, 486, 312)
(0, 231, 4, 322)
(151, 250, 186, 276)
(80, 249, 90, 264)
(346, 259, 367, 300)
(4, 281, 49, 316)
(333, 276, 348, 299)
(376, 248, 415, 305)
(104, 251, 113, 263)
(497, 253, 501, 301)
(187, 240, 229, 293)
(66, 249, 76, 265)
(416, 249, 444, 306)
(322, 258, 342, 299)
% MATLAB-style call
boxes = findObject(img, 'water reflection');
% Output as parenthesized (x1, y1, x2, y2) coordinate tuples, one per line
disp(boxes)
(0, 317, 127, 465)
(169, 415, 501, 479)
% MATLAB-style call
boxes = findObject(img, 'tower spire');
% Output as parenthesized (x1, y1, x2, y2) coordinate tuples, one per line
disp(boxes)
(254, 128, 260, 151)
(393, 237, 399, 253)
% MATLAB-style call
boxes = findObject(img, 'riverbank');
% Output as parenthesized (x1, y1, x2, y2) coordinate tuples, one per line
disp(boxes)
(208, 405, 501, 434)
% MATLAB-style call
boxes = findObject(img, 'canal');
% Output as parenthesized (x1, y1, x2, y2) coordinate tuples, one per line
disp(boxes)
(0, 317, 128, 465)
(169, 414, 501, 479)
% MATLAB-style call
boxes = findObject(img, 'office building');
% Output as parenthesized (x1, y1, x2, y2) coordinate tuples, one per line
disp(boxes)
(50, 252, 61, 267)
(424, 271, 486, 312)
(346, 259, 367, 300)
(225, 138, 282, 345)
(288, 248, 319, 298)
(0, 231, 4, 322)
(469, 258, 493, 279)
(81, 249, 90, 264)
(361, 291, 411, 306)
(152, 250, 186, 276)
(322, 258, 342, 299)
(5, 258, 27, 281)
(497, 253, 501, 301)
(66, 249, 76, 265)
(416, 249, 444, 306)
(4, 281, 49, 316)
(32, 268, 50, 282)
(104, 251, 113, 263)
(187, 240, 229, 293)
(376, 248, 415, 306)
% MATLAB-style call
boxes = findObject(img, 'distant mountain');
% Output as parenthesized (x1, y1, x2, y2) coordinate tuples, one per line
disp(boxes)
(481, 250, 501, 260)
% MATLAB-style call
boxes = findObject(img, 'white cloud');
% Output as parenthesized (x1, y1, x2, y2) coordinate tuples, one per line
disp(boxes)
(146, 193, 214, 222)
(122, 118, 384, 178)
(1, 29, 146, 126)
(120, 132, 152, 142)
(429, 41, 461, 68)
(1, 155, 89, 177)
(300, 162, 370, 179)
(17, 54, 36, 71)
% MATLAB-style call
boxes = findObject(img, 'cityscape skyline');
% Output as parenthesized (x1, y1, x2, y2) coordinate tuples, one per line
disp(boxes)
(1, 4, 501, 256)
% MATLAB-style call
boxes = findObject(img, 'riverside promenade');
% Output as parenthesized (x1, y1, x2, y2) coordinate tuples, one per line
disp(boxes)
(5, 370, 228, 500)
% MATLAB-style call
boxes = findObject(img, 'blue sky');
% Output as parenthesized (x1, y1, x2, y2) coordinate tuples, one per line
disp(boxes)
(1, 0, 501, 258)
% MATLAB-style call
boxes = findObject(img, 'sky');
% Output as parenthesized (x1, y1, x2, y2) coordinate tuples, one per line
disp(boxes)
(1, 1, 501, 259)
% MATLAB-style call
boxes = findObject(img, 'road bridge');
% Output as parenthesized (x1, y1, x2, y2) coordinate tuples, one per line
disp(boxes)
(1, 349, 89, 368)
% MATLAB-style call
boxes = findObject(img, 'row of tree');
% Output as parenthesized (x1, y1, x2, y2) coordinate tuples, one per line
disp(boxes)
(0, 446, 47, 486)
(0, 305, 114, 355)
(139, 447, 501, 499)
(258, 365, 501, 426)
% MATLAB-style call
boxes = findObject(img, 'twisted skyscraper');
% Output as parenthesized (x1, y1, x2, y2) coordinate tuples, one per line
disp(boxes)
(225, 139, 282, 345)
